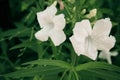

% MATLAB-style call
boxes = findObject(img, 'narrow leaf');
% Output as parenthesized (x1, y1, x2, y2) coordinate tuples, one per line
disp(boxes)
(23, 59, 71, 69)
(3, 66, 64, 78)
(75, 62, 120, 72)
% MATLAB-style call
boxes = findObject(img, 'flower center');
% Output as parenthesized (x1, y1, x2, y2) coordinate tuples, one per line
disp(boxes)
(48, 21, 54, 29)
(45, 19, 54, 30)
(85, 35, 93, 52)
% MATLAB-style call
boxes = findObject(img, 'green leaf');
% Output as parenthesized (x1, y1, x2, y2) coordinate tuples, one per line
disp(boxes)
(10, 40, 30, 50)
(75, 0, 86, 7)
(42, 74, 61, 80)
(76, 62, 120, 80)
(75, 62, 120, 72)
(86, 69, 120, 80)
(0, 27, 31, 41)
(3, 66, 65, 78)
(23, 59, 72, 69)
(78, 70, 120, 80)
(24, 9, 36, 26)
(21, 0, 35, 11)
(10, 40, 41, 50)
(100, 8, 114, 15)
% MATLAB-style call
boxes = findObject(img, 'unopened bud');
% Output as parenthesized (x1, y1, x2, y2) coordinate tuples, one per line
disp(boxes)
(81, 9, 86, 14)
(58, 0, 64, 10)
(73, 7, 76, 11)
(90, 9, 97, 16)
(86, 8, 97, 19)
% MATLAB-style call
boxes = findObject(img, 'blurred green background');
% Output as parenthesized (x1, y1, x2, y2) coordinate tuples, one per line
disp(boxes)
(0, 0, 120, 80)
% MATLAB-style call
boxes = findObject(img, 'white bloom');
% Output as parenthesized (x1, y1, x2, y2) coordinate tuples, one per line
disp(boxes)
(99, 51, 118, 64)
(86, 9, 97, 19)
(70, 18, 116, 60)
(35, 4, 66, 46)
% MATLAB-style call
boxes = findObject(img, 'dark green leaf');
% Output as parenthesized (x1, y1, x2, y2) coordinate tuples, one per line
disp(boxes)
(0, 27, 31, 41)
(3, 66, 65, 78)
(21, 0, 35, 11)
(76, 62, 120, 80)
(75, 62, 120, 72)
(23, 59, 72, 69)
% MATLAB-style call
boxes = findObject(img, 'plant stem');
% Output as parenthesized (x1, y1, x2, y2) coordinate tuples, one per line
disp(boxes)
(73, 70, 79, 80)
(71, 52, 77, 66)
(60, 69, 68, 80)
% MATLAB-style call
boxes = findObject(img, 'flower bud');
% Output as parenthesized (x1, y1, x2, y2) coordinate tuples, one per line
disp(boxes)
(58, 0, 64, 10)
(81, 9, 86, 14)
(86, 8, 97, 19)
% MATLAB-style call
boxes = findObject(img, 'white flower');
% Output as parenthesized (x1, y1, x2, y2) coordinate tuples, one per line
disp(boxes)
(35, 4, 66, 46)
(99, 51, 118, 64)
(86, 9, 97, 19)
(70, 18, 116, 60)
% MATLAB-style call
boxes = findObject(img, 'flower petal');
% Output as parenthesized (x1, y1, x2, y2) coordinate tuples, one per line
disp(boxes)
(37, 5, 57, 28)
(70, 35, 98, 60)
(73, 20, 92, 38)
(99, 51, 112, 64)
(92, 18, 112, 37)
(93, 35, 116, 51)
(47, 5, 57, 15)
(70, 36, 85, 56)
(35, 29, 49, 41)
(49, 30, 66, 46)
(110, 51, 118, 56)
(84, 36, 98, 60)
(53, 14, 66, 30)
(70, 20, 97, 60)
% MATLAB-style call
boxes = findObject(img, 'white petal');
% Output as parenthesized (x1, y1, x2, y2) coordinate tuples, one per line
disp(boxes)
(73, 20, 92, 38)
(53, 14, 66, 30)
(52, 1, 57, 6)
(99, 51, 112, 64)
(49, 30, 66, 46)
(93, 35, 116, 51)
(37, 5, 57, 28)
(35, 29, 49, 41)
(70, 20, 97, 60)
(99, 51, 107, 59)
(110, 51, 118, 56)
(84, 36, 98, 60)
(71, 20, 92, 56)
(70, 36, 85, 56)
(70, 35, 98, 60)
(92, 18, 112, 37)
(47, 5, 57, 16)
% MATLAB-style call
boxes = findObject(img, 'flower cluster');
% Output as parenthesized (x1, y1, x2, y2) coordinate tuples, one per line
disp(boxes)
(35, 3, 116, 63)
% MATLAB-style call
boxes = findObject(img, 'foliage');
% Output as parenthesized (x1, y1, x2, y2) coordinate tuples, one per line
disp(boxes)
(0, 0, 120, 80)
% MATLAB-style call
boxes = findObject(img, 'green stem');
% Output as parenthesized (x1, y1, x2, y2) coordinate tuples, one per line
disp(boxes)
(50, 39, 58, 59)
(71, 52, 77, 66)
(38, 45, 49, 59)
(68, 70, 72, 80)
(29, 27, 34, 41)
(60, 69, 68, 80)
(73, 70, 79, 80)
